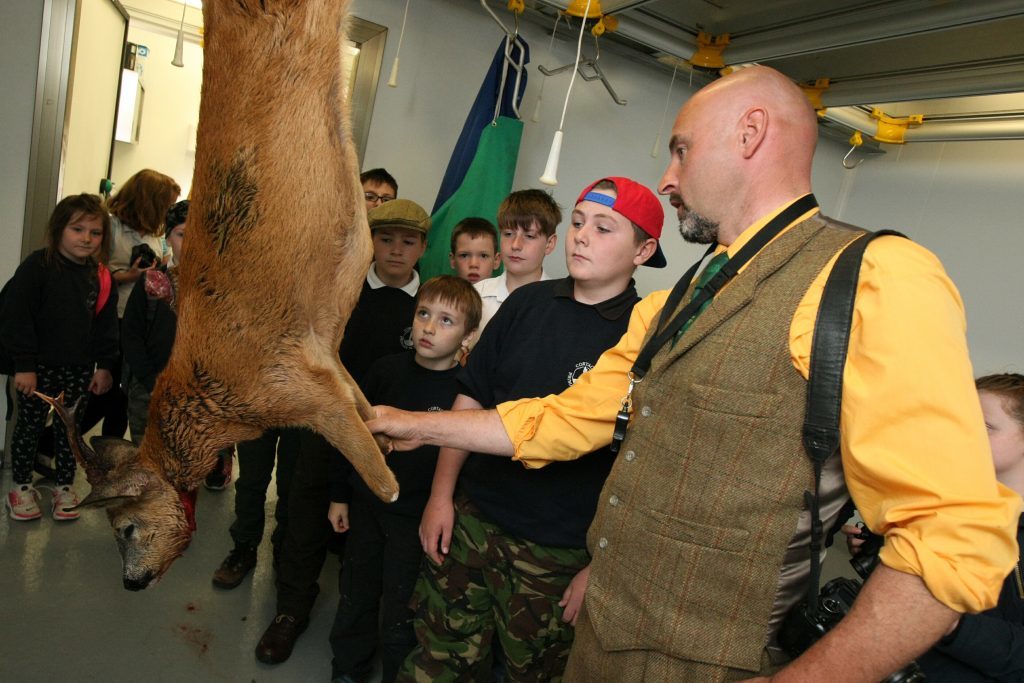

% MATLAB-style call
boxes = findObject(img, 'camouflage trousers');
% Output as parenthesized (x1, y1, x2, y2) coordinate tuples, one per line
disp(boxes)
(397, 500, 590, 683)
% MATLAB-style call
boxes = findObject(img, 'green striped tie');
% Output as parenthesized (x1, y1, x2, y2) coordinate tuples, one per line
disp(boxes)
(673, 251, 729, 345)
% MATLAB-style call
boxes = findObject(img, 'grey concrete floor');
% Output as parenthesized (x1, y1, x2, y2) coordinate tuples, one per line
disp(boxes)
(0, 444, 858, 682)
(0, 456, 346, 682)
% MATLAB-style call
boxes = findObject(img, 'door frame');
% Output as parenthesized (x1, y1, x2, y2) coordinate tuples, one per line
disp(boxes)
(22, 0, 128, 259)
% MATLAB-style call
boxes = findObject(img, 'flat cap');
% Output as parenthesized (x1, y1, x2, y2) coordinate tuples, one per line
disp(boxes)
(367, 198, 431, 235)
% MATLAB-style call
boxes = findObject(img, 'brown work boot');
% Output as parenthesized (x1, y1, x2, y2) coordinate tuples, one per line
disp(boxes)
(211, 545, 258, 589)
(255, 613, 309, 664)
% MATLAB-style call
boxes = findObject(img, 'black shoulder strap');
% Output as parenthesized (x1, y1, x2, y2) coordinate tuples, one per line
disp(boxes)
(801, 228, 905, 615)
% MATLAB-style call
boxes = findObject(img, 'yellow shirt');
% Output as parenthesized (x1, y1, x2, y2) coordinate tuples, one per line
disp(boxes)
(498, 201, 1021, 613)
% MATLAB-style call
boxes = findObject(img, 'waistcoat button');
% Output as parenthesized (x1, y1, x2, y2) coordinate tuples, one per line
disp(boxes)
(640, 405, 652, 417)
(624, 450, 636, 462)
(598, 537, 608, 549)
(609, 495, 619, 506)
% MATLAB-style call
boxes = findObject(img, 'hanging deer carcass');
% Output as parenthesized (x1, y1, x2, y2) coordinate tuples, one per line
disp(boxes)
(38, 0, 398, 590)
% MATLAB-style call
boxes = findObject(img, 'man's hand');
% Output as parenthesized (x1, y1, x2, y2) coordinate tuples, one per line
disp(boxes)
(328, 502, 350, 533)
(367, 405, 426, 451)
(14, 371, 37, 397)
(89, 369, 113, 395)
(559, 564, 591, 626)
(419, 494, 455, 565)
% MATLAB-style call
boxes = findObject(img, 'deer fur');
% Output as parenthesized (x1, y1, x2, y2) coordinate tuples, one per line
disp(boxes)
(45, 0, 398, 591)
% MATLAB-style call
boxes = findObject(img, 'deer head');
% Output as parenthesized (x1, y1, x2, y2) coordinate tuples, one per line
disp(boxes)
(36, 392, 195, 590)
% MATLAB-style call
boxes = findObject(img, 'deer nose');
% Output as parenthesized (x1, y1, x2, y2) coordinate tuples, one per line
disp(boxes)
(123, 572, 154, 591)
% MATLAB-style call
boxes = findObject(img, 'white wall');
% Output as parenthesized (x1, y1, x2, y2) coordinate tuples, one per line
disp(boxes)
(821, 139, 1024, 375)
(109, 18, 203, 196)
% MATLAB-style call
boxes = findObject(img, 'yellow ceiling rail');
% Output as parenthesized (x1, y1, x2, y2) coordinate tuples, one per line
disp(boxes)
(593, 14, 618, 36)
(800, 78, 830, 114)
(690, 32, 730, 69)
(562, 1, 619, 36)
(869, 107, 924, 144)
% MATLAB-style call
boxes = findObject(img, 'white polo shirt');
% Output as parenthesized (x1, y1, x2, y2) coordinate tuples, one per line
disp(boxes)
(473, 269, 550, 337)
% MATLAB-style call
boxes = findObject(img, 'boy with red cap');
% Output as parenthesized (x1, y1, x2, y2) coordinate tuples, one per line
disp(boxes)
(400, 178, 665, 682)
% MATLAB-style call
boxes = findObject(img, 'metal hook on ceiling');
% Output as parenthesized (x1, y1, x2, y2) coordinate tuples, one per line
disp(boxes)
(481, 0, 527, 121)
(843, 145, 864, 169)
(843, 131, 866, 170)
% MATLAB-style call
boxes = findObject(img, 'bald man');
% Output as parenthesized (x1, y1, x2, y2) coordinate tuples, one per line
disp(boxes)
(371, 66, 1019, 681)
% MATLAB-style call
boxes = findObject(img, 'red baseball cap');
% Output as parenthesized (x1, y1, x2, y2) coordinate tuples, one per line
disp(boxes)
(576, 177, 667, 268)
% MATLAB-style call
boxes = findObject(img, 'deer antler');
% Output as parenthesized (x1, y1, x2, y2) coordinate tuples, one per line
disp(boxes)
(34, 391, 110, 483)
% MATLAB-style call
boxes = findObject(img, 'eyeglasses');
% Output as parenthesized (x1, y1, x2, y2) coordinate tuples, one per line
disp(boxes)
(364, 191, 396, 204)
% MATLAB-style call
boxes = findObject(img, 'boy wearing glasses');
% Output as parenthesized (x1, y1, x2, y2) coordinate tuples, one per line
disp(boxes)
(361, 168, 398, 211)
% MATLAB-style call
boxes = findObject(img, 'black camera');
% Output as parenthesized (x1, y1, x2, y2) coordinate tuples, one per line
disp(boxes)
(130, 243, 159, 270)
(778, 525, 925, 682)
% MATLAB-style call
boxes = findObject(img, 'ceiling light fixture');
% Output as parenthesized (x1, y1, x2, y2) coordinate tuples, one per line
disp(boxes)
(172, 2, 187, 67)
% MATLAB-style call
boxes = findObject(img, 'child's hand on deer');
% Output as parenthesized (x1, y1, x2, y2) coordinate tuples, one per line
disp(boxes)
(328, 502, 350, 533)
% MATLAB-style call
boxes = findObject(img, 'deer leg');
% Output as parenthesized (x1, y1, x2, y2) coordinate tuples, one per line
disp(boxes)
(336, 362, 390, 452)
(305, 369, 399, 503)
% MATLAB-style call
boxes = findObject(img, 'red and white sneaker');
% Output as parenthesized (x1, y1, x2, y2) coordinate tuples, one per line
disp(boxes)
(6, 485, 42, 521)
(52, 486, 81, 521)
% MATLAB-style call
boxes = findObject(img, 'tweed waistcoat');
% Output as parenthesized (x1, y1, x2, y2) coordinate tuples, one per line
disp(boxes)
(583, 215, 862, 673)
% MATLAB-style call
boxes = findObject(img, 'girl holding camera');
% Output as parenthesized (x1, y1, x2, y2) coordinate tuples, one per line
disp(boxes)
(83, 169, 180, 438)
(107, 169, 180, 318)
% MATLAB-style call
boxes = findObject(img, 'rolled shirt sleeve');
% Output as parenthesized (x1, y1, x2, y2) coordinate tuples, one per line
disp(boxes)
(791, 234, 1021, 613)
(497, 291, 668, 469)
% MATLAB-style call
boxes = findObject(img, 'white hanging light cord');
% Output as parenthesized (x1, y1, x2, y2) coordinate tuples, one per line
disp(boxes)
(387, 0, 412, 87)
(557, 2, 591, 131)
(540, 0, 592, 186)
(651, 61, 679, 157)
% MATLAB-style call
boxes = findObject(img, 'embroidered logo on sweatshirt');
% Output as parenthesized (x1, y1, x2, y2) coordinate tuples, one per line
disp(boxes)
(567, 361, 593, 387)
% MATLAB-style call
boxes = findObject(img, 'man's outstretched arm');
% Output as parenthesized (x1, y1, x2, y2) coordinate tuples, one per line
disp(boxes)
(368, 405, 514, 456)
(368, 291, 669, 467)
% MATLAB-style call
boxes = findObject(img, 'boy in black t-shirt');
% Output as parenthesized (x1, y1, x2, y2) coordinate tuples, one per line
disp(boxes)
(326, 276, 482, 683)
(402, 178, 668, 681)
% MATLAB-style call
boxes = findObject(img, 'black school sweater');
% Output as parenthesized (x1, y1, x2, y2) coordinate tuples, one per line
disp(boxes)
(121, 271, 178, 391)
(329, 352, 460, 519)
(0, 249, 118, 373)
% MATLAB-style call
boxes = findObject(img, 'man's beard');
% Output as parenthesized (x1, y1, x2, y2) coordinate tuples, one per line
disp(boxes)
(678, 210, 719, 245)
